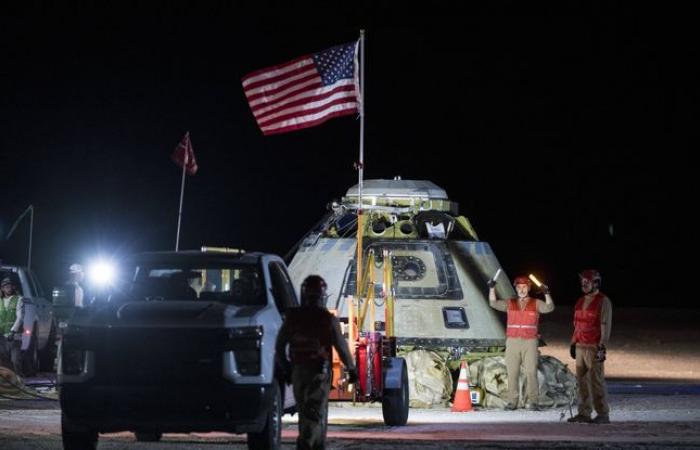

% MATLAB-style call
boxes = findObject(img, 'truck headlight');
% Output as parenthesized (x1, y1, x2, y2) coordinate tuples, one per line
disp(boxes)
(87, 259, 117, 288)
(61, 349, 87, 375)
(60, 327, 92, 375)
(228, 326, 263, 339)
(227, 326, 262, 375)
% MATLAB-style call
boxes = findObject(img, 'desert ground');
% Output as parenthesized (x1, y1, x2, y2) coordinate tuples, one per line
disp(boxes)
(539, 306, 700, 382)
(1, 305, 699, 449)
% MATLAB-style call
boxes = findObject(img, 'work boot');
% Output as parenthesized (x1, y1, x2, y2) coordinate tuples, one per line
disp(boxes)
(567, 414, 592, 423)
(504, 403, 517, 411)
(591, 414, 610, 424)
(525, 403, 539, 411)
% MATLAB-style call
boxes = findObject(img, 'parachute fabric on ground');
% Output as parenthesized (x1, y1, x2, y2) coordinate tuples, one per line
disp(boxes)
(471, 355, 576, 408)
(472, 357, 509, 408)
(404, 349, 453, 407)
(467, 358, 482, 387)
(0, 367, 59, 400)
(537, 355, 577, 408)
(0, 367, 23, 396)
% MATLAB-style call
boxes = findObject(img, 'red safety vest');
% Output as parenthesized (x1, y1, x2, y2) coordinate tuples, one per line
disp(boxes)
(573, 292, 604, 345)
(285, 306, 334, 365)
(506, 298, 539, 339)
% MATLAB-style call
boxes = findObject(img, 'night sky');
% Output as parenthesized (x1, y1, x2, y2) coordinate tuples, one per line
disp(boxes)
(1, 4, 694, 306)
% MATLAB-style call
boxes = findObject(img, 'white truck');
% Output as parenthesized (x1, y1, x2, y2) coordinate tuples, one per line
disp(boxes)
(57, 249, 298, 450)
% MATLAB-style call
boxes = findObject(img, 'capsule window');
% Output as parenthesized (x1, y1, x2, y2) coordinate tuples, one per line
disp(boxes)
(442, 307, 469, 329)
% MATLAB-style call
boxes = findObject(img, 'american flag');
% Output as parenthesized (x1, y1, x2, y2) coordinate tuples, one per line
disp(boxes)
(242, 42, 360, 135)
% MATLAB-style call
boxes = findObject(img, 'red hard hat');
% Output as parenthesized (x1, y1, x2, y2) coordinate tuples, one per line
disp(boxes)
(579, 269, 602, 283)
(512, 276, 532, 288)
(301, 275, 328, 305)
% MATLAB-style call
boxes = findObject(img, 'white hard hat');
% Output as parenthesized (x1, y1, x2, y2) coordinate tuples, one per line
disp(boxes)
(69, 263, 84, 274)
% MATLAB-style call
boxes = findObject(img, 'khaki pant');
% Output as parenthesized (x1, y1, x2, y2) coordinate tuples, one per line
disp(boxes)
(505, 337, 539, 406)
(575, 345, 609, 417)
(0, 336, 21, 376)
(292, 364, 331, 450)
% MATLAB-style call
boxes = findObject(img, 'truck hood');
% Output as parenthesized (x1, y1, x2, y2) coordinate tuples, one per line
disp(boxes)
(71, 301, 264, 329)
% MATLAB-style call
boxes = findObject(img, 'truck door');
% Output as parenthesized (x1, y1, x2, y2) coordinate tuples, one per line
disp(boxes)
(268, 262, 298, 317)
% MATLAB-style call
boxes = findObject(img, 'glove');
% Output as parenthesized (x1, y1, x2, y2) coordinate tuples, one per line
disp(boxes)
(540, 284, 550, 295)
(487, 279, 497, 289)
(595, 344, 607, 362)
(346, 367, 358, 384)
(569, 343, 576, 359)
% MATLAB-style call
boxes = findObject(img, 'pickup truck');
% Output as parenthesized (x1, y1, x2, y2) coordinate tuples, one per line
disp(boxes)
(57, 249, 299, 450)
(0, 264, 56, 375)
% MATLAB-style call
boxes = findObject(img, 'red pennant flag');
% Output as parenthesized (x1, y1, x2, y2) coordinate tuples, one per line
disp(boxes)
(171, 131, 198, 175)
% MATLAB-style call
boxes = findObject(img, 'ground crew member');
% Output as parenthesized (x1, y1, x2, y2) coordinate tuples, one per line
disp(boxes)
(489, 275, 554, 410)
(0, 277, 24, 375)
(276, 275, 358, 450)
(568, 269, 612, 424)
(67, 263, 85, 307)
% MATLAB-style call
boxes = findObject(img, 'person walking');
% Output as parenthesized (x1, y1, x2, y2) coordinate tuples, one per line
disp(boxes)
(489, 275, 554, 410)
(568, 269, 612, 424)
(276, 275, 357, 450)
(0, 277, 24, 375)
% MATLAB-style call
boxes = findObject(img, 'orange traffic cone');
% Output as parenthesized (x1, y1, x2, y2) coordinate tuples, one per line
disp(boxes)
(452, 361, 473, 412)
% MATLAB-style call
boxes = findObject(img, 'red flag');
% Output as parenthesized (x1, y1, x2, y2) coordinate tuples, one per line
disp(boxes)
(171, 132, 198, 175)
(242, 41, 359, 135)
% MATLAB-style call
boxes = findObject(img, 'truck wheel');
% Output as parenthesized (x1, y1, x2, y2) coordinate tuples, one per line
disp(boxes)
(61, 412, 98, 450)
(22, 328, 39, 377)
(135, 431, 163, 442)
(247, 382, 282, 450)
(39, 320, 57, 372)
(382, 359, 409, 426)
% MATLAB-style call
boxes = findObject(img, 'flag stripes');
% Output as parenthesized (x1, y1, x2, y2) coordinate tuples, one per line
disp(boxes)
(242, 42, 359, 135)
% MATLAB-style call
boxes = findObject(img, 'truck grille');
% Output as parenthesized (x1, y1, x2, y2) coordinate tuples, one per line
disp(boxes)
(94, 328, 225, 386)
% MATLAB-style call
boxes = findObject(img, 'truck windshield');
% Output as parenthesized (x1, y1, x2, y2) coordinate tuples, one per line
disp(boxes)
(128, 263, 264, 305)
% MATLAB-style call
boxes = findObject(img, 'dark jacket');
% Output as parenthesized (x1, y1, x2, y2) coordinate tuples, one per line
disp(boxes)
(276, 305, 355, 370)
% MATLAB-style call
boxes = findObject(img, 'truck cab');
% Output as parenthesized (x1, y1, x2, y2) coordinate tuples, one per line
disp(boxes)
(58, 248, 298, 450)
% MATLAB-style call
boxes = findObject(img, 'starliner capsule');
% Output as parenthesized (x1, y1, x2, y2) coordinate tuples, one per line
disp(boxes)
(287, 178, 514, 362)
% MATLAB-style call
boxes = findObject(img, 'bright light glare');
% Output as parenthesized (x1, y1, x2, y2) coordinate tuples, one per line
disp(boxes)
(88, 260, 117, 287)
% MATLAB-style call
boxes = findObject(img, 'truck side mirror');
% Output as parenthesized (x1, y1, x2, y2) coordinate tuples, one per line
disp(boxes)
(52, 285, 76, 321)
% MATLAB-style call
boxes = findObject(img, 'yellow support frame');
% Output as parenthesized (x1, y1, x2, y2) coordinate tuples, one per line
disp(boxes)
(383, 249, 395, 337)
(357, 249, 375, 332)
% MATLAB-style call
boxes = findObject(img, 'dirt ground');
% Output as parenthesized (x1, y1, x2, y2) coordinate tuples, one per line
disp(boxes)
(1, 307, 699, 449)
(538, 306, 700, 382)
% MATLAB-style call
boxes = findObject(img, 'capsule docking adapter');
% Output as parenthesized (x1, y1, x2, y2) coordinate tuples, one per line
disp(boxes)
(528, 274, 543, 287)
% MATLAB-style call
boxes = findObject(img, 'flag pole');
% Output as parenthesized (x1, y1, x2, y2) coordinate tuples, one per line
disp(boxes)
(175, 138, 188, 251)
(355, 30, 366, 333)
(28, 205, 33, 271)
(6, 204, 34, 270)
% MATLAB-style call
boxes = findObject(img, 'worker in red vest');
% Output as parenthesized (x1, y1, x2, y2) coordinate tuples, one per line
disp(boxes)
(567, 269, 612, 424)
(276, 275, 357, 450)
(489, 275, 554, 410)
